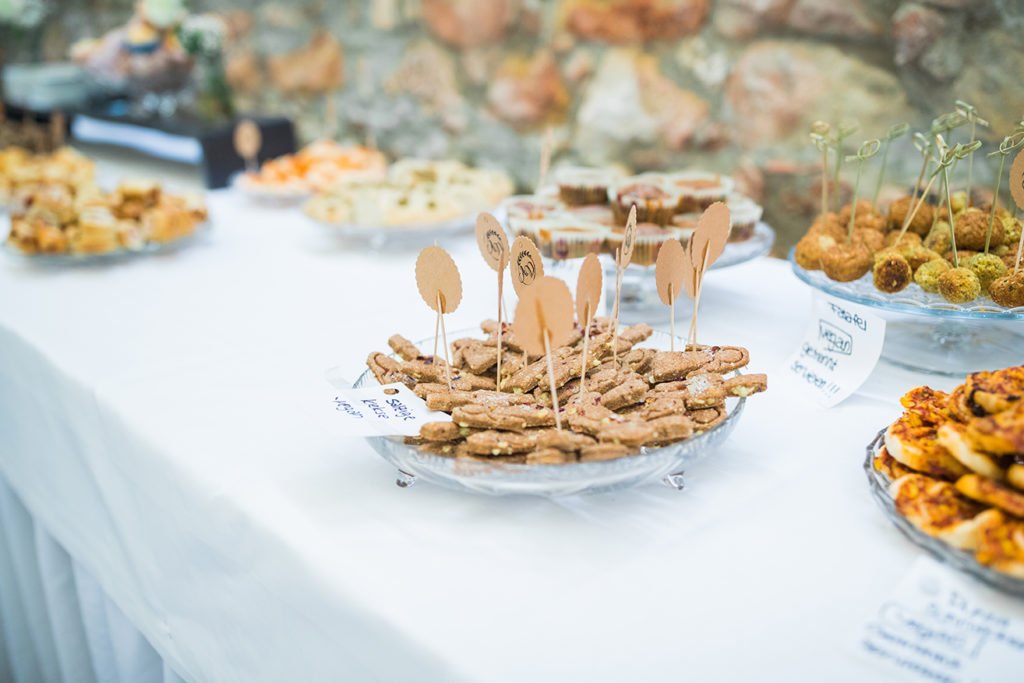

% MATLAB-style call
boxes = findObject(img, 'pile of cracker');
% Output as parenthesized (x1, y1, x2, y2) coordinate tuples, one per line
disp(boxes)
(367, 317, 766, 465)
(876, 365, 1024, 578)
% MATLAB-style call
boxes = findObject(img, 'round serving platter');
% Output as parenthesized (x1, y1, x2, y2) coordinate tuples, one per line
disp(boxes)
(352, 329, 747, 497)
(790, 249, 1024, 376)
(864, 429, 1024, 596)
(2, 220, 210, 266)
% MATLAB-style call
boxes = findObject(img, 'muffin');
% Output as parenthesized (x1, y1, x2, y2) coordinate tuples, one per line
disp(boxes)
(555, 166, 620, 206)
(725, 194, 762, 243)
(609, 176, 676, 226)
(664, 171, 733, 213)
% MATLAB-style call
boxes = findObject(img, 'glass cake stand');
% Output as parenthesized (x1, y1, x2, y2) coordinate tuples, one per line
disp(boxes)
(790, 249, 1024, 376)
(307, 209, 494, 251)
(352, 329, 747, 497)
(864, 429, 1024, 596)
(2, 221, 210, 266)
(543, 222, 775, 323)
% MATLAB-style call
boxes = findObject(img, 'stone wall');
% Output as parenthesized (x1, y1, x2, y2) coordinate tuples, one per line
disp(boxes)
(30, 0, 1024, 248)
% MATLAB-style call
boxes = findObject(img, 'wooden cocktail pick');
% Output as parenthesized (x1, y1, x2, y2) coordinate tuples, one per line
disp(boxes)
(415, 246, 463, 390)
(233, 119, 262, 174)
(575, 253, 602, 394)
(1010, 147, 1024, 272)
(50, 111, 66, 148)
(686, 202, 730, 347)
(611, 205, 637, 362)
(537, 126, 554, 191)
(655, 238, 686, 352)
(476, 212, 510, 389)
(513, 276, 574, 430)
(809, 121, 831, 217)
(510, 234, 545, 367)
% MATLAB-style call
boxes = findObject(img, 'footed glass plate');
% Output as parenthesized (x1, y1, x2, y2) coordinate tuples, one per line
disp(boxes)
(790, 248, 1024, 376)
(3, 221, 210, 266)
(307, 207, 501, 250)
(353, 329, 746, 497)
(864, 429, 1024, 596)
(544, 222, 775, 323)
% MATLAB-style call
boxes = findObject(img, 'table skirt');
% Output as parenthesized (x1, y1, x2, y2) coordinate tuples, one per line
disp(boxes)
(0, 476, 186, 683)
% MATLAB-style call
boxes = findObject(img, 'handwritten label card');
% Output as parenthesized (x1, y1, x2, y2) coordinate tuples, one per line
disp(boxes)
(785, 294, 885, 407)
(855, 557, 1024, 683)
(329, 383, 448, 437)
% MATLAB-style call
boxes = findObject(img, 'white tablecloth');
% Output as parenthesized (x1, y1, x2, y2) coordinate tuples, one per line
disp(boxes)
(0, 187, 978, 682)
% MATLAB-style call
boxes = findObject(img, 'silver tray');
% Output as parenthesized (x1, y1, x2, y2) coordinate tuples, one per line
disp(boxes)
(353, 329, 747, 497)
(864, 428, 1024, 596)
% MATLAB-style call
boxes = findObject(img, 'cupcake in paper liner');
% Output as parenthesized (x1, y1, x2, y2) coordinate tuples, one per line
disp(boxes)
(563, 204, 615, 228)
(502, 194, 565, 221)
(540, 219, 610, 261)
(554, 166, 621, 206)
(607, 222, 683, 267)
(665, 171, 733, 214)
(608, 175, 676, 226)
(670, 213, 700, 249)
(725, 193, 762, 243)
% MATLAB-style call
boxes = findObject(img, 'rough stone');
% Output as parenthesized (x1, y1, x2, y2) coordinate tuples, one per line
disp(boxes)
(636, 55, 709, 150)
(786, 0, 885, 40)
(724, 40, 912, 149)
(225, 49, 262, 94)
(713, 0, 794, 39)
(565, 0, 710, 43)
(384, 40, 463, 115)
(951, 30, 1024, 136)
(422, 0, 514, 48)
(893, 3, 945, 67)
(267, 31, 344, 95)
(487, 51, 569, 129)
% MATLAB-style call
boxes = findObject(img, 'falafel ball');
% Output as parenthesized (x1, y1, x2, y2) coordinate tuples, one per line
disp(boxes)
(966, 252, 1008, 293)
(1002, 214, 1022, 244)
(914, 258, 951, 293)
(795, 232, 839, 270)
(873, 253, 913, 293)
(884, 231, 922, 249)
(853, 228, 886, 253)
(903, 245, 942, 272)
(955, 207, 1004, 251)
(924, 222, 952, 254)
(839, 199, 882, 225)
(821, 243, 873, 282)
(887, 197, 934, 235)
(989, 270, 1024, 308)
(937, 267, 982, 304)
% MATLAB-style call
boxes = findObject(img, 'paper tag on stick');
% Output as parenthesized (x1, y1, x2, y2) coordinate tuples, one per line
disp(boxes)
(510, 235, 544, 296)
(513, 276, 574, 356)
(475, 212, 509, 271)
(784, 295, 885, 407)
(621, 205, 638, 267)
(233, 119, 262, 168)
(575, 253, 602, 324)
(415, 246, 462, 313)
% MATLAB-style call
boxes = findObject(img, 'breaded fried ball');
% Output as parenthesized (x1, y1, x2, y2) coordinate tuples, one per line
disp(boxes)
(944, 250, 978, 264)
(924, 222, 952, 254)
(937, 267, 981, 303)
(1002, 251, 1021, 270)
(914, 258, 951, 293)
(873, 253, 913, 293)
(795, 232, 838, 270)
(903, 245, 942, 272)
(853, 228, 885, 253)
(989, 270, 1024, 308)
(884, 231, 922, 249)
(1002, 214, 1022, 244)
(966, 253, 1008, 293)
(809, 212, 845, 238)
(821, 243, 873, 282)
(887, 196, 934, 235)
(955, 207, 1004, 251)
(839, 199, 882, 224)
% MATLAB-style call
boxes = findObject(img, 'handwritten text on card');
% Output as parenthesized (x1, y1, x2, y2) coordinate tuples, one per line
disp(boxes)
(329, 383, 449, 437)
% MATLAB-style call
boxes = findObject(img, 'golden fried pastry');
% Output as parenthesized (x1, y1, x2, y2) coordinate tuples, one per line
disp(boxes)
(885, 414, 969, 480)
(874, 447, 914, 480)
(900, 386, 950, 425)
(965, 402, 1024, 456)
(964, 366, 1024, 416)
(974, 512, 1024, 578)
(1009, 464, 1024, 491)
(891, 473, 994, 550)
(955, 474, 1024, 518)
(938, 421, 1006, 481)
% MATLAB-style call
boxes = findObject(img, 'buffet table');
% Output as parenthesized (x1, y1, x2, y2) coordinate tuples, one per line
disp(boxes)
(0, 158, 996, 682)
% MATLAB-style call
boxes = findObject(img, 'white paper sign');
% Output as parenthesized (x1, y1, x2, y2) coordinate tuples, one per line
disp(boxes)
(329, 383, 449, 437)
(855, 557, 1024, 683)
(785, 294, 885, 407)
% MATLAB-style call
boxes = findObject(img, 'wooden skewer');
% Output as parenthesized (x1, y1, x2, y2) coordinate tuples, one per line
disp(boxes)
(668, 284, 675, 353)
(895, 172, 939, 245)
(688, 245, 711, 347)
(1015, 226, 1024, 273)
(496, 256, 505, 391)
(579, 303, 592, 394)
(436, 292, 452, 390)
(612, 247, 622, 364)
(543, 329, 561, 430)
